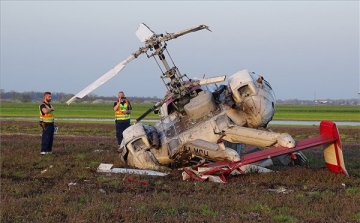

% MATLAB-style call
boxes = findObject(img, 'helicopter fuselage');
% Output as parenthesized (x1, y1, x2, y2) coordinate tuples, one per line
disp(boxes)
(120, 70, 295, 170)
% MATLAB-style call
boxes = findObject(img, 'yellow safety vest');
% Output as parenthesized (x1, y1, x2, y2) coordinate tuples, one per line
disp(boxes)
(39, 103, 54, 123)
(115, 100, 130, 120)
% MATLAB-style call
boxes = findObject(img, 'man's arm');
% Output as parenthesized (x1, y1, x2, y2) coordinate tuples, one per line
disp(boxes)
(41, 104, 54, 114)
(113, 101, 120, 112)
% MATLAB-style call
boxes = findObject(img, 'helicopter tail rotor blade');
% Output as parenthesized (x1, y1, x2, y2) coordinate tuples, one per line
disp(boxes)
(66, 54, 136, 105)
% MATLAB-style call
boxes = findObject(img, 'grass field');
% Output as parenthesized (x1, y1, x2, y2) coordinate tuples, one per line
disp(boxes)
(1, 121, 359, 222)
(0, 102, 157, 120)
(1, 102, 359, 122)
(273, 105, 360, 121)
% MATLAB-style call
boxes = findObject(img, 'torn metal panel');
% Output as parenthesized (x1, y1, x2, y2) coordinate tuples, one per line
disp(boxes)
(97, 163, 168, 176)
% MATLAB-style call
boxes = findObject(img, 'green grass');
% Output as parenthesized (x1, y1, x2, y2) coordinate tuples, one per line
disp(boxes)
(273, 105, 360, 121)
(0, 101, 159, 119)
(1, 102, 359, 122)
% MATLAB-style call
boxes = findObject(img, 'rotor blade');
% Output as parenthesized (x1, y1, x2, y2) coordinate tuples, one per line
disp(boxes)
(162, 24, 211, 42)
(199, 75, 226, 85)
(188, 75, 226, 89)
(66, 54, 136, 105)
(135, 23, 155, 42)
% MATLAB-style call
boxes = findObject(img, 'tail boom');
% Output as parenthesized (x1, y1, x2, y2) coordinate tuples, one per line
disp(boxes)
(183, 120, 348, 182)
(238, 120, 348, 175)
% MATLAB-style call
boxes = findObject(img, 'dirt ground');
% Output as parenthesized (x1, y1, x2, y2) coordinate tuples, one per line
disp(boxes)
(1, 121, 359, 223)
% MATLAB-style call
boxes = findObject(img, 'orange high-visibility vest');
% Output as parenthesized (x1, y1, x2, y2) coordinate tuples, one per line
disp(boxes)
(39, 103, 54, 123)
(115, 100, 130, 120)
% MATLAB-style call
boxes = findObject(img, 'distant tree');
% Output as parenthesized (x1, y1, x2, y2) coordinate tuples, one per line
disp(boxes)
(20, 93, 31, 102)
(10, 90, 21, 101)
(0, 89, 4, 100)
(61, 94, 75, 103)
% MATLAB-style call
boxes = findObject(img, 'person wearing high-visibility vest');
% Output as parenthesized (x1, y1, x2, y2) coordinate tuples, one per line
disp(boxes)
(113, 91, 132, 147)
(39, 92, 55, 155)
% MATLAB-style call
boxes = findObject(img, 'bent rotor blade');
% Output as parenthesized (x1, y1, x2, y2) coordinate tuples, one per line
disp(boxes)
(135, 23, 155, 42)
(66, 54, 136, 105)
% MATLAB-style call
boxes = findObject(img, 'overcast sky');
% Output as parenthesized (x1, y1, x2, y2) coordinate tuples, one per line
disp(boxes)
(1, 1, 359, 100)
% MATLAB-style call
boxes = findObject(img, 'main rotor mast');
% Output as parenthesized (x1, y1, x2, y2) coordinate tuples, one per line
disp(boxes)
(134, 24, 211, 98)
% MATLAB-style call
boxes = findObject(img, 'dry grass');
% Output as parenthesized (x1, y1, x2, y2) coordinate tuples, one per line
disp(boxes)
(1, 121, 360, 223)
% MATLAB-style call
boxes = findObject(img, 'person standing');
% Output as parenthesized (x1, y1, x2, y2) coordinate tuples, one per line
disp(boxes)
(39, 92, 55, 155)
(113, 91, 132, 147)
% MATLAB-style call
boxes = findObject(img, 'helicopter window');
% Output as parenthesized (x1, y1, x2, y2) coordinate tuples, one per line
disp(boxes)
(131, 138, 148, 152)
(167, 103, 176, 115)
(238, 85, 253, 97)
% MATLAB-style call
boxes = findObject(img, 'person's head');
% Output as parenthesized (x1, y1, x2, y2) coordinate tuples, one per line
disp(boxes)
(118, 91, 126, 101)
(44, 92, 52, 103)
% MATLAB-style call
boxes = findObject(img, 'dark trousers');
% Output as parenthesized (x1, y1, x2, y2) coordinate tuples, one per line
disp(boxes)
(115, 119, 130, 145)
(41, 123, 54, 152)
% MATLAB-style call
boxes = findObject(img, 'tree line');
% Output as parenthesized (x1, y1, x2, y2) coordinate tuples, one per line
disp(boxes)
(0, 89, 358, 105)
(0, 89, 160, 103)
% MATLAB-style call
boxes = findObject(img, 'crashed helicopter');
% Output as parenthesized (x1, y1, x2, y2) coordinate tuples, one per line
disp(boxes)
(67, 23, 348, 181)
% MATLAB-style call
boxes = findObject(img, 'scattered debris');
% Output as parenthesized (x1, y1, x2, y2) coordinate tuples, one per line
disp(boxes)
(127, 177, 150, 186)
(41, 165, 54, 174)
(68, 182, 77, 190)
(265, 187, 293, 194)
(182, 161, 273, 183)
(97, 163, 168, 176)
(97, 163, 113, 171)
